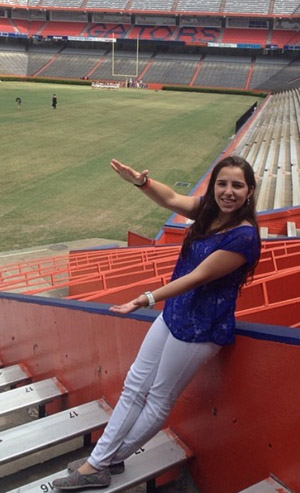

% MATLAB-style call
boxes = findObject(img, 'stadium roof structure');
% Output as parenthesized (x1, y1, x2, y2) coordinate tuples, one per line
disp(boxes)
(0, 0, 300, 17)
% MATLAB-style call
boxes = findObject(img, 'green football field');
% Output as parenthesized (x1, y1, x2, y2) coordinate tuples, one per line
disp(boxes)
(0, 81, 261, 251)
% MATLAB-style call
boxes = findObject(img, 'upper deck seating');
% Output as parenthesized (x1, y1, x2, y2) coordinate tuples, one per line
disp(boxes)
(86, 0, 128, 7)
(13, 0, 40, 5)
(223, 0, 270, 14)
(39, 21, 87, 37)
(130, 0, 174, 11)
(39, 0, 84, 6)
(273, 0, 300, 14)
(221, 28, 268, 46)
(176, 0, 222, 12)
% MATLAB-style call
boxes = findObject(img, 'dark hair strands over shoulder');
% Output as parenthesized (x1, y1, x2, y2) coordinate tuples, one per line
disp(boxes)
(181, 155, 261, 287)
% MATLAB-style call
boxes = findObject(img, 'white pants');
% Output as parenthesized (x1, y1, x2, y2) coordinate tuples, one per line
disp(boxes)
(89, 314, 221, 468)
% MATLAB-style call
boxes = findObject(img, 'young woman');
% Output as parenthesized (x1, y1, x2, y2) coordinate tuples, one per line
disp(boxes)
(53, 155, 261, 490)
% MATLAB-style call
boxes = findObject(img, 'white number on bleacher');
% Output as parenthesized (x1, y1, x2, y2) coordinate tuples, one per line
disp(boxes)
(69, 411, 79, 418)
(40, 482, 54, 491)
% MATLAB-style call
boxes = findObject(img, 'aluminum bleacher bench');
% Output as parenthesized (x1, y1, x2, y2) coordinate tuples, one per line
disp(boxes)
(0, 398, 111, 466)
(5, 428, 192, 493)
(0, 377, 68, 419)
(0, 363, 32, 391)
(238, 476, 291, 492)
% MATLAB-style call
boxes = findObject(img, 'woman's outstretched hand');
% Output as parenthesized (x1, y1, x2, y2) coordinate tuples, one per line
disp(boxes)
(109, 294, 149, 314)
(110, 159, 149, 186)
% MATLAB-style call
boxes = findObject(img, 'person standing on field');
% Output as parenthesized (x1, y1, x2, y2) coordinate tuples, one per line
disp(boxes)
(52, 94, 57, 109)
(16, 97, 22, 110)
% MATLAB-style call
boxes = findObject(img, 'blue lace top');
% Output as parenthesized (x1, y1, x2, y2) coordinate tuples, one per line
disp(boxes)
(162, 225, 260, 346)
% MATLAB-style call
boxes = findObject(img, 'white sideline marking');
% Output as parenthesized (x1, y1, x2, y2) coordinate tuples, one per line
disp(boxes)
(0, 248, 48, 258)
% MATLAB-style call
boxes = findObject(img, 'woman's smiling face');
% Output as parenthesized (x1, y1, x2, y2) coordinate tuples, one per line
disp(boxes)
(214, 165, 253, 219)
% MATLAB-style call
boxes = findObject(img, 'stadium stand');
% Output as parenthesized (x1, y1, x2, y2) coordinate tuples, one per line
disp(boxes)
(39, 21, 87, 37)
(86, 0, 129, 8)
(175, 26, 221, 43)
(130, 0, 174, 11)
(176, 0, 222, 13)
(0, 18, 15, 33)
(15, 0, 41, 5)
(223, 0, 271, 14)
(90, 51, 149, 81)
(270, 29, 300, 48)
(36, 51, 104, 79)
(127, 24, 175, 41)
(39, 0, 83, 7)
(0, 0, 299, 13)
(254, 58, 300, 91)
(273, 0, 300, 14)
(0, 50, 27, 75)
(193, 55, 251, 88)
(27, 53, 55, 76)
(86, 22, 131, 38)
(234, 88, 300, 213)
(137, 56, 199, 84)
(221, 28, 269, 46)
(248, 56, 290, 89)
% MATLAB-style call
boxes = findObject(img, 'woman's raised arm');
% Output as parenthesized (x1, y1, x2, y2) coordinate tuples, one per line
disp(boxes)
(111, 158, 200, 220)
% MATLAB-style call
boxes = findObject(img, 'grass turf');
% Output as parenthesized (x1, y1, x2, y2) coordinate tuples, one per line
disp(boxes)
(0, 81, 261, 251)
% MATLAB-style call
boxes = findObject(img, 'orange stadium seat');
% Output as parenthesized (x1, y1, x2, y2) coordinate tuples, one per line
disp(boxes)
(86, 22, 131, 39)
(270, 30, 300, 48)
(221, 28, 268, 46)
(127, 25, 175, 41)
(40, 21, 87, 37)
(0, 18, 15, 33)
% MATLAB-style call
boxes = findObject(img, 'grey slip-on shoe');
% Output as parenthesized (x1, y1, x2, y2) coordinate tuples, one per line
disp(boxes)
(52, 468, 111, 490)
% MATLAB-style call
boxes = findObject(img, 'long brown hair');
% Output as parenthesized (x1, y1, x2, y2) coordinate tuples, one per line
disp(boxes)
(181, 155, 261, 283)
